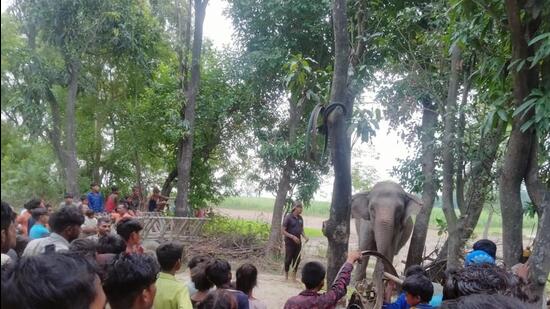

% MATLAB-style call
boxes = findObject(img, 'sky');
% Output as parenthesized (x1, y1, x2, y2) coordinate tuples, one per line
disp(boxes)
(2, 0, 410, 199)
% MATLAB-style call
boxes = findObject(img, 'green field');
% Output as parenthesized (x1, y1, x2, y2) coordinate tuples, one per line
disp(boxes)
(219, 196, 538, 238)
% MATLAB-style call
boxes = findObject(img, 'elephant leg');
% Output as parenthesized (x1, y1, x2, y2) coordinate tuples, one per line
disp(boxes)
(353, 218, 375, 282)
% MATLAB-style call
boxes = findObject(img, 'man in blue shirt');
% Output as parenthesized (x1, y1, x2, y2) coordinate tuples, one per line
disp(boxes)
(87, 182, 104, 213)
(29, 208, 50, 240)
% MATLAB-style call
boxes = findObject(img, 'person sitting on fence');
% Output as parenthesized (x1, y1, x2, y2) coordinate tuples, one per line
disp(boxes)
(87, 216, 112, 242)
(148, 187, 168, 212)
(283, 250, 362, 309)
(190, 262, 215, 306)
(383, 265, 442, 308)
(112, 203, 134, 223)
(116, 218, 144, 254)
(198, 289, 238, 309)
(28, 208, 50, 240)
(464, 239, 497, 266)
(206, 258, 249, 309)
(236, 263, 267, 309)
(23, 206, 84, 256)
(103, 253, 160, 309)
(153, 241, 193, 309)
(1, 252, 107, 309)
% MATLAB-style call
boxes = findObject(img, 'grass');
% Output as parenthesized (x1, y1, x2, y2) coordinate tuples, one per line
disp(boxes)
(218, 196, 538, 238)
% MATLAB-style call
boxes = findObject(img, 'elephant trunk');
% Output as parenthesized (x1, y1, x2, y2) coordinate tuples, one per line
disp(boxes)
(374, 215, 395, 262)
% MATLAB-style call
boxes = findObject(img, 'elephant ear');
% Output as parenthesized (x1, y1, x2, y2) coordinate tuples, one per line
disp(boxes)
(351, 192, 370, 220)
(404, 193, 422, 222)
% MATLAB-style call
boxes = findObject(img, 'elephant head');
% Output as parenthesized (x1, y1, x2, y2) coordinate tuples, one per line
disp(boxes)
(351, 181, 422, 261)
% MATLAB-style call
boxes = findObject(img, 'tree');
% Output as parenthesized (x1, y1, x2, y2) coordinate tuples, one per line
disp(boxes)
(174, 0, 208, 216)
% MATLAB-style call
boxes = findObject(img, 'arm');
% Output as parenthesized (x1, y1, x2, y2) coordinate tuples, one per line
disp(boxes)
(317, 251, 361, 306)
(382, 293, 407, 309)
(177, 287, 193, 309)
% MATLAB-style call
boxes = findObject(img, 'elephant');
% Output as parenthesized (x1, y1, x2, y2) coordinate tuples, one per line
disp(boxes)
(351, 181, 422, 282)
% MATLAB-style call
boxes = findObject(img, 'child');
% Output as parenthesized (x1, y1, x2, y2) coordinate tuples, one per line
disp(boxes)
(206, 258, 249, 309)
(400, 275, 434, 309)
(284, 251, 362, 309)
(28, 208, 50, 240)
(464, 239, 497, 266)
(383, 265, 442, 308)
(236, 263, 267, 309)
(153, 242, 193, 309)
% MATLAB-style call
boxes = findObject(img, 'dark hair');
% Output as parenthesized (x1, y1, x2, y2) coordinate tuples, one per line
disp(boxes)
(31, 208, 48, 221)
(1, 201, 16, 231)
(198, 290, 237, 309)
(205, 258, 232, 287)
(440, 294, 532, 309)
(14, 235, 29, 257)
(97, 216, 111, 225)
(103, 253, 159, 309)
(111, 186, 118, 192)
(153, 187, 160, 194)
(1, 253, 99, 309)
(473, 239, 497, 259)
(97, 234, 127, 254)
(64, 193, 73, 199)
(49, 206, 85, 233)
(405, 265, 427, 277)
(301, 261, 326, 289)
(191, 264, 214, 291)
(443, 264, 528, 301)
(69, 238, 97, 258)
(23, 198, 41, 211)
(80, 195, 88, 202)
(90, 182, 98, 188)
(116, 218, 142, 241)
(236, 263, 258, 295)
(402, 274, 434, 303)
(156, 242, 184, 272)
(188, 254, 211, 269)
(85, 209, 94, 216)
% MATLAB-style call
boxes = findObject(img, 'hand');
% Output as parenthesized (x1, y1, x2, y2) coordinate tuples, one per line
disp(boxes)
(346, 251, 362, 264)
(293, 235, 301, 244)
(384, 281, 396, 302)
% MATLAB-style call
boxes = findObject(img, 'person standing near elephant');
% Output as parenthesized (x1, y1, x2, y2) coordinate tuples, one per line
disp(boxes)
(282, 201, 308, 281)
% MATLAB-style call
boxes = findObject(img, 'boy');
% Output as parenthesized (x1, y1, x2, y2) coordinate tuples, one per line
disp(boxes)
(116, 218, 144, 254)
(87, 182, 104, 213)
(154, 242, 193, 309)
(59, 193, 78, 208)
(399, 275, 434, 309)
(103, 253, 159, 309)
(465, 239, 497, 266)
(383, 266, 442, 308)
(206, 258, 249, 309)
(284, 251, 362, 309)
(28, 208, 50, 240)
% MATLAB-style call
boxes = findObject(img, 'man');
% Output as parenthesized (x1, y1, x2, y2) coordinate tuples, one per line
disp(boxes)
(1, 201, 17, 267)
(81, 209, 98, 237)
(87, 182, 104, 213)
(1, 253, 107, 309)
(130, 185, 143, 212)
(88, 216, 112, 242)
(284, 251, 362, 309)
(23, 206, 84, 256)
(28, 208, 50, 240)
(105, 186, 119, 213)
(148, 187, 169, 212)
(117, 218, 144, 254)
(112, 203, 134, 223)
(16, 198, 41, 237)
(59, 193, 78, 208)
(97, 234, 127, 254)
(282, 201, 308, 280)
(77, 194, 89, 209)
(206, 258, 249, 309)
(103, 253, 159, 309)
(154, 242, 193, 309)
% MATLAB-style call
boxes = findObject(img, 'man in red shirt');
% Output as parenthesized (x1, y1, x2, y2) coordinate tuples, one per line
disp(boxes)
(104, 186, 119, 213)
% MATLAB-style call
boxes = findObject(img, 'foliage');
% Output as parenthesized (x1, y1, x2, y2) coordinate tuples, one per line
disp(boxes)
(203, 215, 270, 243)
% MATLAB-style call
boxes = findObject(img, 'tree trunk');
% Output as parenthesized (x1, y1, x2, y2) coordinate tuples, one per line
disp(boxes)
(455, 67, 471, 214)
(266, 97, 304, 256)
(527, 192, 550, 306)
(161, 169, 178, 197)
(441, 44, 461, 269)
(324, 0, 352, 285)
(500, 0, 540, 267)
(482, 208, 493, 239)
(405, 97, 437, 269)
(65, 60, 81, 196)
(265, 162, 292, 256)
(175, 0, 208, 217)
(92, 117, 102, 184)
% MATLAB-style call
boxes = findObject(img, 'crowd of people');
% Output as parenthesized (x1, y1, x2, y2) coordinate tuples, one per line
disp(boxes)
(0, 188, 545, 309)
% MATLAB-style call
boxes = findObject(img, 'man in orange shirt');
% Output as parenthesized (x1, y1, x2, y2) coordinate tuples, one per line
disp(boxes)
(16, 199, 42, 237)
(111, 204, 133, 224)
